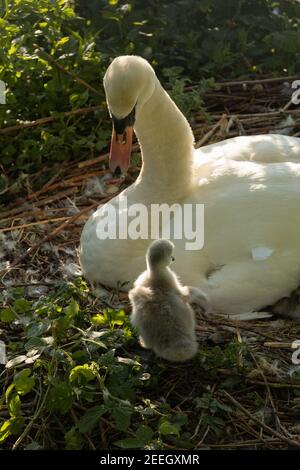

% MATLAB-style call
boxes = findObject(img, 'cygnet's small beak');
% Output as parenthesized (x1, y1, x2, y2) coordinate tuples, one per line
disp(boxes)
(109, 108, 135, 175)
(171, 256, 175, 262)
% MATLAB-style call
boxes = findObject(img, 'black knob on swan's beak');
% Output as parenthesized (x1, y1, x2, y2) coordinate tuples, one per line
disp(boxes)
(109, 106, 136, 175)
(111, 106, 136, 134)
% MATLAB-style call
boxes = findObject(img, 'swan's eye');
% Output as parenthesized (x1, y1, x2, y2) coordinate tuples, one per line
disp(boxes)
(171, 256, 175, 262)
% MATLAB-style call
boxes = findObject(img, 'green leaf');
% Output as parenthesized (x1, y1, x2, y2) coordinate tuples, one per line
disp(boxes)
(159, 419, 180, 437)
(69, 364, 98, 386)
(114, 425, 153, 449)
(26, 320, 51, 338)
(8, 393, 21, 417)
(173, 413, 188, 429)
(64, 298, 79, 320)
(111, 406, 132, 431)
(204, 415, 225, 435)
(65, 427, 84, 450)
(91, 314, 106, 326)
(0, 420, 12, 443)
(0, 308, 16, 322)
(13, 298, 32, 314)
(56, 315, 71, 334)
(7, 287, 25, 300)
(46, 382, 74, 414)
(5, 383, 15, 402)
(77, 405, 106, 434)
(110, 309, 127, 327)
(98, 349, 115, 366)
(14, 369, 35, 395)
(71, 349, 87, 362)
(107, 381, 135, 402)
(0, 417, 25, 443)
(106, 365, 136, 401)
(91, 309, 127, 328)
(55, 36, 69, 48)
(25, 336, 54, 351)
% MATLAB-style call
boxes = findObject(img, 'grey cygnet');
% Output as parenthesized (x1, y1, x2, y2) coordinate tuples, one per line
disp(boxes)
(129, 239, 208, 362)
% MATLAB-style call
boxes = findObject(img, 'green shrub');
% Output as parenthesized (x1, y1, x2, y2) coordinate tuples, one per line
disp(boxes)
(1, 0, 300, 196)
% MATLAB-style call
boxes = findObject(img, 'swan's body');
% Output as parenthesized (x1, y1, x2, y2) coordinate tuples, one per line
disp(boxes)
(129, 239, 204, 362)
(80, 56, 300, 315)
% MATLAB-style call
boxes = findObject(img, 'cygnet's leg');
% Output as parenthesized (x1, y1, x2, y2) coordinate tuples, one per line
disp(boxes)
(204, 253, 300, 315)
(186, 286, 208, 311)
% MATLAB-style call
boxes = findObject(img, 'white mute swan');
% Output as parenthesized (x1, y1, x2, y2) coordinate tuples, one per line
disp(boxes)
(129, 239, 206, 362)
(80, 55, 300, 316)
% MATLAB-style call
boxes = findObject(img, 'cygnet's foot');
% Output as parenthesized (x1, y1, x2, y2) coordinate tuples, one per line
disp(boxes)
(272, 293, 300, 320)
(139, 336, 151, 349)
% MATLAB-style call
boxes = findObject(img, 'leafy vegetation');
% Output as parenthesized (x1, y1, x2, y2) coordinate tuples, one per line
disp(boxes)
(0, 279, 252, 449)
(1, 0, 300, 197)
(2, 279, 300, 449)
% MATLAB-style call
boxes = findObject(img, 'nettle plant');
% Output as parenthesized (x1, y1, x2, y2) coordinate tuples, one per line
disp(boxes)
(0, 278, 248, 449)
(2, 0, 300, 196)
(0, 280, 149, 449)
(0, 0, 109, 192)
(0, 1, 210, 192)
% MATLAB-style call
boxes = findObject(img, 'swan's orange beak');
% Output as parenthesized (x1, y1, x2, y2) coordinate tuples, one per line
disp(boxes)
(109, 126, 133, 175)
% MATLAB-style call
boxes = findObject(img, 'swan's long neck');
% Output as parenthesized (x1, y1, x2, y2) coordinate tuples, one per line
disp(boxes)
(132, 78, 194, 204)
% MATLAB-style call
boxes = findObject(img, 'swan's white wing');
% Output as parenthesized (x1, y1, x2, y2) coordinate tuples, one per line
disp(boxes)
(196, 134, 300, 165)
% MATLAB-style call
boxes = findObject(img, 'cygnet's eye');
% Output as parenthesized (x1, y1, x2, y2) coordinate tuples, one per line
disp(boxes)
(171, 256, 175, 262)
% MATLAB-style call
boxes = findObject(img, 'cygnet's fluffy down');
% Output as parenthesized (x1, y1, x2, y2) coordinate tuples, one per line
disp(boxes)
(129, 239, 208, 362)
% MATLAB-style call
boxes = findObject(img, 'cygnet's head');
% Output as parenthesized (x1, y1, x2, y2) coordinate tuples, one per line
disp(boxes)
(103, 56, 157, 175)
(147, 239, 175, 271)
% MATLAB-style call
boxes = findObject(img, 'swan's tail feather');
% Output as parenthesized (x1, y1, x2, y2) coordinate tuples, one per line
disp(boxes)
(218, 311, 273, 321)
